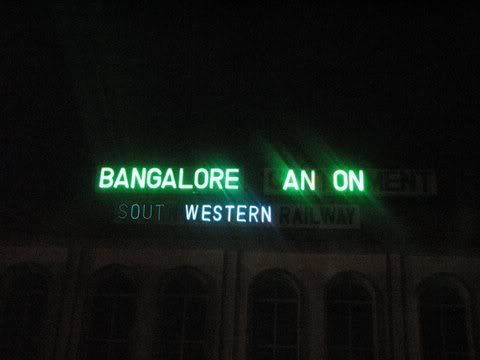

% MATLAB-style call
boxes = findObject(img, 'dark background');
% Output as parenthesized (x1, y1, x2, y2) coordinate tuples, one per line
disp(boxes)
(2, 2, 479, 233)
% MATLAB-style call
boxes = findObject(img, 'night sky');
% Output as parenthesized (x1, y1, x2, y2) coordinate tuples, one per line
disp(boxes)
(2, 2, 480, 232)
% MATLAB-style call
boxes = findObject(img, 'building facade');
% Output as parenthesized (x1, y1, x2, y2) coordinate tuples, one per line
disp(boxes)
(3, 3, 480, 360)
(2, 235, 480, 360)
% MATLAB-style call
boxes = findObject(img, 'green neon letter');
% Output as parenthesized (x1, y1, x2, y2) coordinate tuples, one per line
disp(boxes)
(283, 169, 299, 191)
(301, 170, 315, 191)
(194, 168, 209, 189)
(225, 168, 240, 190)
(146, 168, 162, 188)
(99, 167, 114, 188)
(131, 167, 147, 189)
(261, 206, 272, 223)
(161, 168, 177, 189)
(114, 168, 129, 189)
(333, 170, 348, 191)
(237, 205, 247, 222)
(178, 168, 193, 189)
(349, 170, 364, 191)
(209, 168, 224, 189)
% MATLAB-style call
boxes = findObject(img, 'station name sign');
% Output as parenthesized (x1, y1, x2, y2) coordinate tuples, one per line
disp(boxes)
(96, 166, 436, 229)
(97, 166, 436, 196)
(98, 167, 241, 191)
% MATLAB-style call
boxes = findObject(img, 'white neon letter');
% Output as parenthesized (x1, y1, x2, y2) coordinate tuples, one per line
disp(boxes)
(185, 204, 199, 221)
(201, 204, 212, 222)
(213, 205, 222, 221)
(237, 205, 246, 222)
(261, 206, 272, 223)
(249, 206, 259, 222)
(225, 205, 235, 222)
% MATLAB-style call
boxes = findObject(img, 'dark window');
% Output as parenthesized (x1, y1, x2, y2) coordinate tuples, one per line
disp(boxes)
(249, 273, 300, 360)
(0, 270, 49, 360)
(326, 277, 374, 360)
(155, 272, 209, 360)
(419, 282, 469, 360)
(84, 272, 136, 360)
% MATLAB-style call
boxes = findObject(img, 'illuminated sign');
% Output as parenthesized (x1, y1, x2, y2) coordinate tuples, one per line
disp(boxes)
(114, 202, 360, 229)
(97, 167, 436, 195)
(264, 168, 436, 196)
(184, 204, 272, 223)
(281, 169, 364, 192)
(98, 167, 240, 191)
(97, 165, 436, 229)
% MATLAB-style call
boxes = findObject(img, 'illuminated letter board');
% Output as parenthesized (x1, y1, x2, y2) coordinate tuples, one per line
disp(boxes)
(96, 165, 436, 229)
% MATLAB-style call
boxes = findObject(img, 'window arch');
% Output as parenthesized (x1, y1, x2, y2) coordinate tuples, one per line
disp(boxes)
(418, 274, 472, 360)
(155, 268, 210, 360)
(249, 270, 302, 360)
(0, 264, 50, 360)
(326, 272, 376, 360)
(84, 267, 137, 360)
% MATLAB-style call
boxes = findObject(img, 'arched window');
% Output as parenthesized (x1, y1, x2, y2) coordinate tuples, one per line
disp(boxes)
(326, 274, 375, 360)
(249, 271, 301, 360)
(155, 270, 209, 360)
(419, 277, 471, 360)
(84, 271, 136, 360)
(0, 266, 49, 360)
